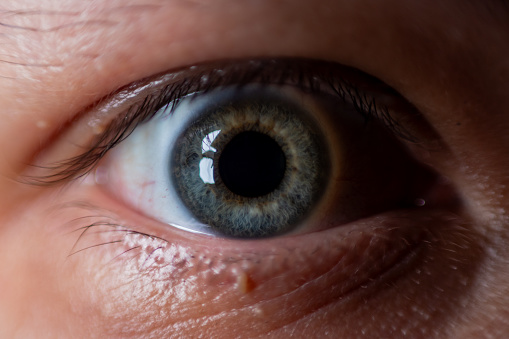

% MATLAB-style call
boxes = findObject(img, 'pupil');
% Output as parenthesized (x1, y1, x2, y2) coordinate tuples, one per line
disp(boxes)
(218, 131, 286, 197)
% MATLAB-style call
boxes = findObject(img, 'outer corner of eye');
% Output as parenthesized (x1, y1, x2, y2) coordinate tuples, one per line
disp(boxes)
(89, 58, 445, 242)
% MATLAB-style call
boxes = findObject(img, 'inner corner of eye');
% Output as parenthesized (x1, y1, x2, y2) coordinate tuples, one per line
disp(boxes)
(94, 60, 433, 240)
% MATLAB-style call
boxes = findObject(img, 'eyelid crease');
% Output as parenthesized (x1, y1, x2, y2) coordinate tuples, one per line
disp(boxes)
(22, 58, 419, 186)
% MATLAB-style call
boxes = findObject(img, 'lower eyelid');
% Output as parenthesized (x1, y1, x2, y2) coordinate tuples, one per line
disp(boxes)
(67, 212, 421, 314)
(59, 184, 419, 299)
(34, 176, 485, 337)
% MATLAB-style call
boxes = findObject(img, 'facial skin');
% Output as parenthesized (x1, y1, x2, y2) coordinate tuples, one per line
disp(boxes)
(0, 0, 509, 337)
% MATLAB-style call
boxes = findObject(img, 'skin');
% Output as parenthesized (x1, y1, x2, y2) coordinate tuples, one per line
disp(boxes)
(0, 0, 508, 337)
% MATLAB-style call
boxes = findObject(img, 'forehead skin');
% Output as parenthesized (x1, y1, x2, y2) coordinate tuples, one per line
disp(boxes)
(0, 0, 506, 228)
(0, 0, 509, 337)
(0, 0, 507, 156)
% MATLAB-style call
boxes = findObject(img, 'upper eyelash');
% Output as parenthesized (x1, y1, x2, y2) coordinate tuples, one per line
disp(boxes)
(24, 58, 418, 186)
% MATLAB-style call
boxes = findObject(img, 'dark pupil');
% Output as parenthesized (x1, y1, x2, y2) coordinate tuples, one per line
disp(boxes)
(218, 131, 286, 198)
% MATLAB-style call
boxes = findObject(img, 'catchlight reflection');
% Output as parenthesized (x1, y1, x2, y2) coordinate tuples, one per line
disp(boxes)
(199, 130, 221, 184)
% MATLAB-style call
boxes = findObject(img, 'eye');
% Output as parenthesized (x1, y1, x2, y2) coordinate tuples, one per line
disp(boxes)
(88, 59, 439, 239)
(102, 85, 330, 238)
(22, 58, 466, 334)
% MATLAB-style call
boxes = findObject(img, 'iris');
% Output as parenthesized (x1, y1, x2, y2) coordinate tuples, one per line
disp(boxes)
(172, 94, 329, 238)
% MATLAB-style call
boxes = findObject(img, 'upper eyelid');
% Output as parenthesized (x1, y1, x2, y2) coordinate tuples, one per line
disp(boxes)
(21, 58, 419, 186)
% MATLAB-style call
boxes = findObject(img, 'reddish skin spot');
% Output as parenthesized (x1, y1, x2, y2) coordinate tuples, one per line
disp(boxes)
(141, 181, 156, 189)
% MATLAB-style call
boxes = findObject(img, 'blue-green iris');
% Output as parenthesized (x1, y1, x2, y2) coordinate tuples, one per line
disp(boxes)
(172, 95, 329, 238)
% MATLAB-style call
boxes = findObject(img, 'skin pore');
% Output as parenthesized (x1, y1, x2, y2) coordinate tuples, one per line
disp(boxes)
(1, 0, 509, 337)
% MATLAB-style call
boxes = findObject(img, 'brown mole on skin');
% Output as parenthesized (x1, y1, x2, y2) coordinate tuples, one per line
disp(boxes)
(237, 271, 257, 294)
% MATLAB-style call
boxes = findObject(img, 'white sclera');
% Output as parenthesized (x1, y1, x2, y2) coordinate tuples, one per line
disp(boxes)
(102, 93, 217, 235)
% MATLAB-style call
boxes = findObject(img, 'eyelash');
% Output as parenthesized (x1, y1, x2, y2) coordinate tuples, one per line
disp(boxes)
(26, 58, 417, 185)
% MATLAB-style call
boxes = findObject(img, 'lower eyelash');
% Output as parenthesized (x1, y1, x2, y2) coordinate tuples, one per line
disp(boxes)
(61, 202, 222, 285)
(61, 202, 163, 260)
(68, 221, 140, 257)
(61, 201, 274, 290)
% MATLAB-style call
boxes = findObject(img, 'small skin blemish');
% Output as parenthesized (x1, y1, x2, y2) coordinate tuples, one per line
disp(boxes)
(88, 118, 107, 135)
(36, 120, 48, 129)
(141, 180, 156, 189)
(252, 305, 264, 317)
(237, 271, 256, 294)
(94, 165, 109, 185)
(92, 124, 106, 135)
